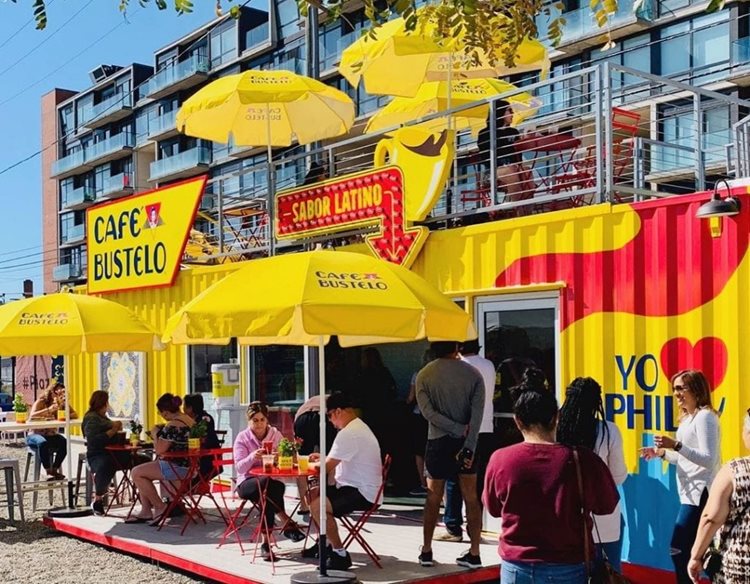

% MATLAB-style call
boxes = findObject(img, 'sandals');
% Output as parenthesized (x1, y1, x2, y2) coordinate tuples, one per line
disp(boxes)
(124, 516, 150, 524)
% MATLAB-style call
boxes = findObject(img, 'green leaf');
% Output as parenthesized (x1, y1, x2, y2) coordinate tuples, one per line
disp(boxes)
(33, 0, 47, 30)
(706, 0, 725, 12)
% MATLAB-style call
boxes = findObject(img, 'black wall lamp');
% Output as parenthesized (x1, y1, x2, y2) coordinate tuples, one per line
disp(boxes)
(696, 179, 741, 219)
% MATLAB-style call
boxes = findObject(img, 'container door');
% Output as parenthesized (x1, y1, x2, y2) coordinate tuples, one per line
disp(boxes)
(474, 293, 560, 533)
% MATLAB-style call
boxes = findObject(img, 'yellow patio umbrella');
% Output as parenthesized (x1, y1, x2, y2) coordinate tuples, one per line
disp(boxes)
(162, 248, 475, 576)
(177, 69, 355, 255)
(364, 78, 541, 135)
(0, 291, 163, 515)
(339, 12, 549, 97)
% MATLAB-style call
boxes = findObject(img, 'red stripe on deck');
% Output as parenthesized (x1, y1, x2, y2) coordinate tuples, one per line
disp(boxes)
(43, 516, 258, 584)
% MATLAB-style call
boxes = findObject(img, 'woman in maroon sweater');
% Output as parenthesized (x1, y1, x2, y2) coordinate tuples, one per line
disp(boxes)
(483, 388, 619, 583)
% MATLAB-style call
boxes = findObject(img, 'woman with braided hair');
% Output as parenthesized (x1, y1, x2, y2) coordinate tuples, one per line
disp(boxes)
(558, 377, 627, 571)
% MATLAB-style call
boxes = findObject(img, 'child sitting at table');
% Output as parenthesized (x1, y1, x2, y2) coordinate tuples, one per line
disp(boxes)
(234, 401, 306, 561)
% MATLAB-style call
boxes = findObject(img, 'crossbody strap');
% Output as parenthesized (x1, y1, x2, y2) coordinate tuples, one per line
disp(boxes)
(573, 448, 591, 575)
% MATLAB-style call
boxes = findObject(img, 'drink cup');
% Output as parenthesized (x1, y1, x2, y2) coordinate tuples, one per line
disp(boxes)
(57, 410, 65, 421)
(297, 455, 309, 473)
(262, 455, 275, 473)
(263, 440, 274, 454)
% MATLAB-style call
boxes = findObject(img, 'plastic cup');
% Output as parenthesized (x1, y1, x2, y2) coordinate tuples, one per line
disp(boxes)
(297, 455, 309, 473)
(263, 440, 274, 454)
(262, 455, 275, 473)
(57, 410, 65, 421)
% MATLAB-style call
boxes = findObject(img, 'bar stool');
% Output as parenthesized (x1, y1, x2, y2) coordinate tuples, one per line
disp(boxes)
(0, 459, 25, 522)
(74, 452, 94, 506)
(23, 448, 65, 512)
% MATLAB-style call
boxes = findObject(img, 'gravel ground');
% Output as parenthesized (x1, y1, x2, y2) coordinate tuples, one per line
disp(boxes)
(0, 442, 207, 584)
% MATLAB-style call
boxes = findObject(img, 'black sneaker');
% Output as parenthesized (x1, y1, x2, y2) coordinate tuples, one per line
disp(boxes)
(283, 524, 306, 542)
(261, 543, 277, 562)
(91, 499, 105, 516)
(326, 550, 352, 571)
(456, 551, 481, 569)
(302, 541, 331, 559)
(418, 547, 434, 567)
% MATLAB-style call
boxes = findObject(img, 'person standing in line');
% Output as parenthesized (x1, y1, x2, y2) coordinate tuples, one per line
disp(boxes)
(557, 377, 628, 571)
(688, 408, 750, 584)
(435, 339, 498, 542)
(406, 349, 433, 497)
(641, 369, 721, 584)
(484, 388, 620, 584)
(416, 341, 485, 569)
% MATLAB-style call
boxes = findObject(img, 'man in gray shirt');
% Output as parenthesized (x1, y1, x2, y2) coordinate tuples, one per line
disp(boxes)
(416, 341, 485, 570)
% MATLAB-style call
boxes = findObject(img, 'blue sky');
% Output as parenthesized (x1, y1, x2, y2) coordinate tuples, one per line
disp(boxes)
(0, 1, 217, 300)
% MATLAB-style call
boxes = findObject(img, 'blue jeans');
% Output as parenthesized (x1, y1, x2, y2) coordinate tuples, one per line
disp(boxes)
(443, 478, 463, 534)
(500, 560, 587, 584)
(596, 539, 623, 573)
(671, 491, 708, 584)
(26, 433, 67, 470)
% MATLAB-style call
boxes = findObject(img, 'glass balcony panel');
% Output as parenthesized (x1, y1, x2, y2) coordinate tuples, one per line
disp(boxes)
(52, 150, 86, 176)
(150, 147, 211, 180)
(100, 172, 134, 197)
(87, 133, 135, 161)
(732, 38, 750, 69)
(52, 263, 83, 281)
(90, 93, 132, 122)
(146, 54, 210, 97)
(148, 110, 177, 138)
(61, 223, 85, 244)
(61, 185, 95, 209)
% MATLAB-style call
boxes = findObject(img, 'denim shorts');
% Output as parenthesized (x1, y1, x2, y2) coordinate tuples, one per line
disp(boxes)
(500, 560, 587, 584)
(158, 460, 190, 481)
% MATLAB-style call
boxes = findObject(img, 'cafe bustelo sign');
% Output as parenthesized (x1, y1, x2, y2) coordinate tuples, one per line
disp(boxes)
(86, 176, 206, 294)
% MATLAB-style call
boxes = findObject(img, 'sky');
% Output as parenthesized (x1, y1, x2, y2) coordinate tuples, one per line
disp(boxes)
(0, 0, 218, 301)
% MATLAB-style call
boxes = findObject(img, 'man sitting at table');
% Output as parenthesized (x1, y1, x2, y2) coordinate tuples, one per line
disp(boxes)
(306, 392, 383, 571)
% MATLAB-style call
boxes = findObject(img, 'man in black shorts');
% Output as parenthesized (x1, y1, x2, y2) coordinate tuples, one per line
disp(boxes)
(416, 341, 485, 569)
(307, 392, 383, 571)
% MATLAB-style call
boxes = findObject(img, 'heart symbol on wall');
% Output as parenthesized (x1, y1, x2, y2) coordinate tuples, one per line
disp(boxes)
(659, 337, 728, 391)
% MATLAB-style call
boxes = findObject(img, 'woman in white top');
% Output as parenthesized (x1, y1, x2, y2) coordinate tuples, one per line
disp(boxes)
(557, 377, 628, 571)
(641, 369, 721, 584)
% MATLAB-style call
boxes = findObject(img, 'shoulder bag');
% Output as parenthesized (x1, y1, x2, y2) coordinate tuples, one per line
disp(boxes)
(573, 447, 630, 584)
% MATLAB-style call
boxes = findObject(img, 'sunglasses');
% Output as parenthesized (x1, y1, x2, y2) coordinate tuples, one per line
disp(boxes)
(672, 384, 690, 393)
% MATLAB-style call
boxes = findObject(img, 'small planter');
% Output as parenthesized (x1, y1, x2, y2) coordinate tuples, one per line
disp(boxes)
(15, 412, 27, 423)
(278, 455, 294, 471)
(187, 437, 201, 450)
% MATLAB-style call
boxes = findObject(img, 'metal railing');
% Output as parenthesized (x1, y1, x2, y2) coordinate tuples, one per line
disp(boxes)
(187, 62, 750, 262)
(733, 113, 750, 179)
(145, 54, 209, 97)
(150, 146, 212, 181)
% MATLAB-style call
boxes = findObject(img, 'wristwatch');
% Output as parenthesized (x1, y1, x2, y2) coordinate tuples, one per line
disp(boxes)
(674, 440, 683, 452)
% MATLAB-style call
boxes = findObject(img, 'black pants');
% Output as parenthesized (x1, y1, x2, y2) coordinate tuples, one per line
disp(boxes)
(27, 433, 67, 470)
(88, 452, 149, 497)
(237, 476, 286, 528)
(671, 489, 709, 584)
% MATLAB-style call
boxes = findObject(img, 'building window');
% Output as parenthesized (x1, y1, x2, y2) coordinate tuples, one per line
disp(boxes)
(59, 105, 74, 137)
(251, 346, 304, 406)
(210, 20, 238, 68)
(276, 0, 300, 38)
(243, 0, 272, 53)
(189, 342, 238, 394)
(659, 12, 729, 83)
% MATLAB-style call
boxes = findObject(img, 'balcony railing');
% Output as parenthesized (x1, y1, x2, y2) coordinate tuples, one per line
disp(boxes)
(60, 224, 85, 245)
(321, 32, 358, 72)
(61, 185, 95, 210)
(537, 0, 654, 48)
(148, 110, 178, 140)
(52, 263, 84, 282)
(732, 38, 750, 70)
(52, 150, 86, 178)
(245, 22, 271, 54)
(100, 172, 134, 198)
(87, 133, 135, 164)
(150, 146, 211, 181)
(145, 54, 209, 98)
(87, 93, 133, 127)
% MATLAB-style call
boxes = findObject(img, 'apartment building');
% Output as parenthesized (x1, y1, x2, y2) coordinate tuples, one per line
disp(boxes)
(41, 0, 750, 293)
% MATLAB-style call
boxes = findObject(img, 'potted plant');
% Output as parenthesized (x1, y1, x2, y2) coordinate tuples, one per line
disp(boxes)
(277, 437, 297, 471)
(13, 394, 28, 423)
(188, 419, 207, 450)
(129, 418, 143, 446)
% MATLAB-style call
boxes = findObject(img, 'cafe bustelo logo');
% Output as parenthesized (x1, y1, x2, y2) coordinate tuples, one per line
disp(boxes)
(316, 271, 388, 290)
(18, 312, 69, 326)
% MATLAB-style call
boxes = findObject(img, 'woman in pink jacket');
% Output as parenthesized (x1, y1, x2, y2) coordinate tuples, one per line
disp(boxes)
(234, 401, 305, 561)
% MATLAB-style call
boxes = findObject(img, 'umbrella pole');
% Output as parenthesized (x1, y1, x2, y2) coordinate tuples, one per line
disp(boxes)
(318, 339, 328, 576)
(266, 103, 276, 257)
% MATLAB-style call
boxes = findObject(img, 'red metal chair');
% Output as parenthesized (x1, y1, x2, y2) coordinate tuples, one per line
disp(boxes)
(337, 454, 392, 568)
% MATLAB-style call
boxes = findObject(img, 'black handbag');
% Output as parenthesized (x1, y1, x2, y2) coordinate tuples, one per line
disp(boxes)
(702, 546, 722, 582)
(573, 448, 631, 584)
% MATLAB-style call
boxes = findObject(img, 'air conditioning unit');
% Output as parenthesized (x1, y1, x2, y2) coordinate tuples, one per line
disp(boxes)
(88, 64, 123, 85)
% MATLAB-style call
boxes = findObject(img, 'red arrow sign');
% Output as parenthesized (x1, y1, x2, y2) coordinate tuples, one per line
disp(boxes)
(275, 166, 428, 267)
